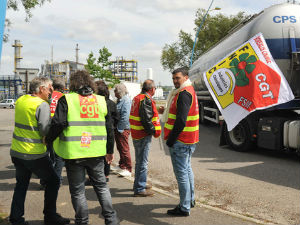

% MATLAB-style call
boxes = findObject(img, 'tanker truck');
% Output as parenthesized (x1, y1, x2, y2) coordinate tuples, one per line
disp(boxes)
(189, 2, 300, 153)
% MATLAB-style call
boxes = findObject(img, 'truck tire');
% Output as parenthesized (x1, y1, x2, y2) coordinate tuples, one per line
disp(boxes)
(225, 120, 254, 152)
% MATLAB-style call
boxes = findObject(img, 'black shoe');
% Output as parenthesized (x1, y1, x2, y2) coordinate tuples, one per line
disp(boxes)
(191, 200, 196, 208)
(167, 205, 189, 217)
(44, 213, 70, 225)
(106, 177, 109, 182)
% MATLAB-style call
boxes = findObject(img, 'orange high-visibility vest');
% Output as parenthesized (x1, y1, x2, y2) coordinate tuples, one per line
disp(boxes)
(50, 91, 64, 118)
(129, 93, 161, 140)
(164, 86, 199, 144)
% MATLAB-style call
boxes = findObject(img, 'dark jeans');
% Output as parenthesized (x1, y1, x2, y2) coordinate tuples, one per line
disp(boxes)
(104, 159, 110, 177)
(65, 157, 119, 225)
(41, 144, 65, 186)
(115, 129, 132, 172)
(10, 156, 60, 224)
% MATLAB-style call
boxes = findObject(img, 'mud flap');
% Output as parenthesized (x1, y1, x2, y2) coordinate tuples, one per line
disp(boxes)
(219, 122, 227, 146)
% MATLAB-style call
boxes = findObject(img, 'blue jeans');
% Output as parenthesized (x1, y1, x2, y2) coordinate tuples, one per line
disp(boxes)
(133, 135, 152, 193)
(10, 156, 60, 225)
(65, 157, 119, 225)
(169, 141, 196, 212)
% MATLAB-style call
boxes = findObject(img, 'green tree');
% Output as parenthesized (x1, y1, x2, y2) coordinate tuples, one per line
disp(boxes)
(85, 47, 120, 87)
(4, 0, 50, 41)
(161, 9, 248, 72)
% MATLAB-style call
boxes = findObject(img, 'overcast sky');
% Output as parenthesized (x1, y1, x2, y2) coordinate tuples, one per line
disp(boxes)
(0, 0, 289, 85)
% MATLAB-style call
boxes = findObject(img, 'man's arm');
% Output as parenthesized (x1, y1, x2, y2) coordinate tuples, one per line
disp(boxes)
(166, 90, 192, 147)
(105, 100, 114, 154)
(139, 96, 155, 135)
(45, 96, 68, 143)
(36, 102, 51, 137)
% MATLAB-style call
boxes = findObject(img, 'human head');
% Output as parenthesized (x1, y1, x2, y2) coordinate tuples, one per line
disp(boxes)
(172, 67, 189, 89)
(114, 83, 128, 99)
(95, 80, 109, 99)
(52, 77, 65, 92)
(69, 70, 95, 93)
(29, 77, 53, 101)
(142, 79, 156, 96)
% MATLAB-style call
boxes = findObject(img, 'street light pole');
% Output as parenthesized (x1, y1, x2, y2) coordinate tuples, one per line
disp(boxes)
(189, 0, 217, 68)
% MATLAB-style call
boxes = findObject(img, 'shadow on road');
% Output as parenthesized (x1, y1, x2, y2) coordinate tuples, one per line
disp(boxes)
(89, 202, 173, 225)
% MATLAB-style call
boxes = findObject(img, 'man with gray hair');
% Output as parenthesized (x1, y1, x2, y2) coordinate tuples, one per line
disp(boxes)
(113, 83, 132, 177)
(10, 77, 70, 225)
(129, 79, 161, 196)
(40, 76, 66, 189)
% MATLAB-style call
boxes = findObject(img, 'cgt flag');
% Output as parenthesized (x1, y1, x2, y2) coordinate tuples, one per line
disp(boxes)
(203, 33, 294, 131)
(0, 0, 7, 62)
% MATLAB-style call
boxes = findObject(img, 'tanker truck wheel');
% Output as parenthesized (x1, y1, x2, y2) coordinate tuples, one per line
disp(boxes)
(225, 120, 254, 152)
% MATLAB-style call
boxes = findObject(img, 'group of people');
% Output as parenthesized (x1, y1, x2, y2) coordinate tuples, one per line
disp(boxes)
(9, 67, 199, 225)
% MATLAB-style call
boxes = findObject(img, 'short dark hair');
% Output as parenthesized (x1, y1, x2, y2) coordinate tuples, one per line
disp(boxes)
(172, 67, 189, 76)
(69, 70, 95, 92)
(95, 80, 109, 99)
(52, 77, 65, 92)
(29, 77, 52, 94)
(142, 79, 155, 93)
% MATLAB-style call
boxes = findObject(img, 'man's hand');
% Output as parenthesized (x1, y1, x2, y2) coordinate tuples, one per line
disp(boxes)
(105, 154, 114, 164)
(42, 136, 47, 145)
(158, 106, 165, 114)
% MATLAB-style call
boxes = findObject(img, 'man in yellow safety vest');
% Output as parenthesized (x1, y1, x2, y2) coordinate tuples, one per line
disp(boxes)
(10, 77, 70, 225)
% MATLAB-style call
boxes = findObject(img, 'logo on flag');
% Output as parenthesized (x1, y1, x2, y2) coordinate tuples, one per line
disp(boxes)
(203, 33, 294, 131)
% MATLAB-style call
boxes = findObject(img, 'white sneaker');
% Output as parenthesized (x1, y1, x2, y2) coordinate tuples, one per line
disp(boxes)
(118, 169, 131, 177)
(111, 165, 121, 172)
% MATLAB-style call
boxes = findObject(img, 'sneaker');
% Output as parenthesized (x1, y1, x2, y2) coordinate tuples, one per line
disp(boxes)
(106, 177, 109, 182)
(167, 205, 190, 217)
(133, 190, 155, 197)
(44, 213, 70, 225)
(110, 165, 121, 172)
(118, 169, 131, 177)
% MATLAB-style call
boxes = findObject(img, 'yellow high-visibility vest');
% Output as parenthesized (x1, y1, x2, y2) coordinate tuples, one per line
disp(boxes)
(11, 95, 47, 155)
(55, 93, 107, 159)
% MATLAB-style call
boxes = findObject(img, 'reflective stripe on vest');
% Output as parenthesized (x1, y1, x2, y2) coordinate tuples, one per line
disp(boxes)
(164, 86, 199, 144)
(129, 93, 161, 140)
(11, 95, 47, 154)
(50, 91, 64, 117)
(55, 93, 107, 159)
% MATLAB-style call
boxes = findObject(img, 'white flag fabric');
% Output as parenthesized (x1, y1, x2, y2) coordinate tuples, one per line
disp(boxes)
(203, 33, 294, 131)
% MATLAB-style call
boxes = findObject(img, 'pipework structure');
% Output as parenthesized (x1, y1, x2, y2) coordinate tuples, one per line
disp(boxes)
(109, 57, 138, 82)
(12, 40, 23, 74)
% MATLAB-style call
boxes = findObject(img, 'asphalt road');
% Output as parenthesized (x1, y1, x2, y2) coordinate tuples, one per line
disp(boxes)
(0, 108, 299, 224)
(148, 122, 300, 224)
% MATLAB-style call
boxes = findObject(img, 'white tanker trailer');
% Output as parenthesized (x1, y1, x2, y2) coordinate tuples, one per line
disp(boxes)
(189, 3, 300, 152)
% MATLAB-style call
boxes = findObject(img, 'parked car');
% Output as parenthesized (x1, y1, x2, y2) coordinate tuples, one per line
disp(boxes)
(0, 99, 16, 109)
